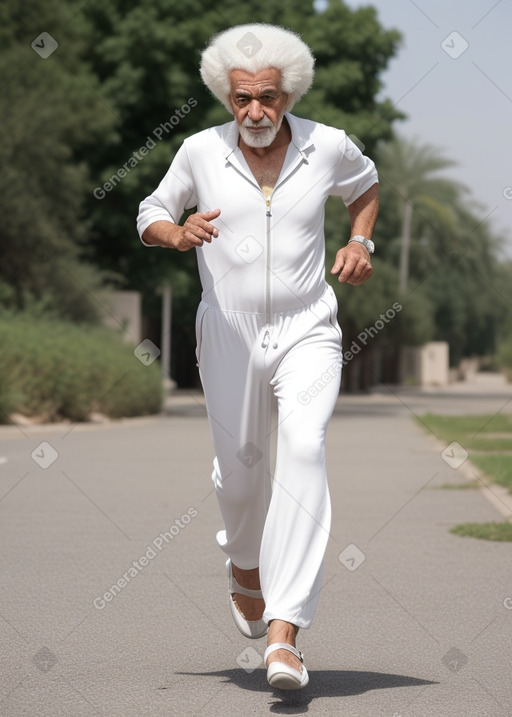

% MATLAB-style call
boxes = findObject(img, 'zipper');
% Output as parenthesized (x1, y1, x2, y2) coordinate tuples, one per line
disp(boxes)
(265, 194, 272, 326)
(226, 149, 306, 347)
(261, 193, 272, 349)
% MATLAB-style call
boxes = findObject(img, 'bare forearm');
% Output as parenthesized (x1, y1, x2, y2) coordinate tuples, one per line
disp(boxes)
(142, 221, 181, 248)
(347, 182, 379, 238)
(330, 182, 378, 285)
(141, 209, 221, 251)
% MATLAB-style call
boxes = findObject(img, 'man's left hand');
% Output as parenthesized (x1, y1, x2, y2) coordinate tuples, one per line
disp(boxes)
(330, 242, 373, 285)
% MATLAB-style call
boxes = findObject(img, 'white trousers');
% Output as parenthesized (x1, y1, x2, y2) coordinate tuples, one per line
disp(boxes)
(196, 284, 342, 629)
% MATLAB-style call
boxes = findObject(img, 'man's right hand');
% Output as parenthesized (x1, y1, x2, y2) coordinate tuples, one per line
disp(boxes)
(142, 208, 221, 250)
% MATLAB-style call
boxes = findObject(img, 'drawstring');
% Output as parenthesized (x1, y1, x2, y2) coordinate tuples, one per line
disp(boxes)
(261, 328, 278, 349)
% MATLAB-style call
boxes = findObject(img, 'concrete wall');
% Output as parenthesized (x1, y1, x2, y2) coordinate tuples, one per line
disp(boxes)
(400, 342, 450, 386)
(103, 291, 142, 345)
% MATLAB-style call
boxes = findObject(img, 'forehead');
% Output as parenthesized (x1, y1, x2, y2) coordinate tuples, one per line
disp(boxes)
(229, 68, 282, 93)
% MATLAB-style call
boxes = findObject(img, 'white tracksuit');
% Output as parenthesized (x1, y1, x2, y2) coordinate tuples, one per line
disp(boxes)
(137, 113, 378, 628)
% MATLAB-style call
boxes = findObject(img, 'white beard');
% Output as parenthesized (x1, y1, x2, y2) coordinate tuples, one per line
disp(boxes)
(239, 116, 283, 148)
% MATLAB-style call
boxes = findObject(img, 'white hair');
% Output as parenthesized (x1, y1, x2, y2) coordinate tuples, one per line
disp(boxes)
(200, 23, 315, 114)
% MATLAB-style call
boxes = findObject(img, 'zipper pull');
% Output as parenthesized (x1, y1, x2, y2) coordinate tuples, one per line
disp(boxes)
(266, 196, 272, 217)
(261, 329, 270, 349)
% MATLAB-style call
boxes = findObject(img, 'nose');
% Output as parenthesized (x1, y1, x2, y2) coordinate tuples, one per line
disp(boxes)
(247, 99, 264, 122)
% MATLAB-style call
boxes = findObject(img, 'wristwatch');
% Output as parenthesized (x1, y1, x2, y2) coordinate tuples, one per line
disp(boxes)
(348, 235, 375, 254)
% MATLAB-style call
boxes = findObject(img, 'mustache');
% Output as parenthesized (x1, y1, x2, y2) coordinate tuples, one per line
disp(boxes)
(242, 118, 274, 128)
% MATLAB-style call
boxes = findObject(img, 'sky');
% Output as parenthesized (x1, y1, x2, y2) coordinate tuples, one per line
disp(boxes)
(335, 0, 512, 257)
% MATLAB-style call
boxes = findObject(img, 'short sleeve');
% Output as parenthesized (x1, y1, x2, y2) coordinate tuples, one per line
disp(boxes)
(136, 143, 198, 244)
(330, 133, 378, 206)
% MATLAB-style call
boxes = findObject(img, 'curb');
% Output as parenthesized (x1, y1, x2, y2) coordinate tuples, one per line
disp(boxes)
(424, 429, 512, 522)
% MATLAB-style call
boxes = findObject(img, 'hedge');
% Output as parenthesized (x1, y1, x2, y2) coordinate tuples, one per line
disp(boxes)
(0, 315, 162, 422)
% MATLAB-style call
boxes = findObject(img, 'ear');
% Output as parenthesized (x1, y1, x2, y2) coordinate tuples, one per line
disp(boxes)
(284, 94, 295, 112)
(225, 95, 235, 115)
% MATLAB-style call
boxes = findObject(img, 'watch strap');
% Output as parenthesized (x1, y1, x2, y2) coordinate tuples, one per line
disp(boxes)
(348, 235, 374, 254)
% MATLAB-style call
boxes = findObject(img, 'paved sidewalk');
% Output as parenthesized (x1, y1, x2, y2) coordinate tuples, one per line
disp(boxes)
(1, 382, 511, 716)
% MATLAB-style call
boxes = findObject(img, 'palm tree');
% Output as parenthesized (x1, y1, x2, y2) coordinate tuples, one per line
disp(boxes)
(376, 136, 467, 291)
(375, 135, 507, 367)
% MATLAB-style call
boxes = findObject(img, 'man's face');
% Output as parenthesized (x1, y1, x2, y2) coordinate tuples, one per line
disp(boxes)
(229, 68, 288, 148)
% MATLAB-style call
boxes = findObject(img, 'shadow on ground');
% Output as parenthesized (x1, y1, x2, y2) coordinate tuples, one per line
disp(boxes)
(174, 668, 437, 713)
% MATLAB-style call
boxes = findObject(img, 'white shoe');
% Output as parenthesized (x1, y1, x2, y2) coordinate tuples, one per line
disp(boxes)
(264, 642, 309, 690)
(226, 559, 267, 639)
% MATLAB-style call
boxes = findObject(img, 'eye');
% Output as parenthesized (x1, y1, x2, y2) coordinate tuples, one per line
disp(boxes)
(260, 93, 280, 105)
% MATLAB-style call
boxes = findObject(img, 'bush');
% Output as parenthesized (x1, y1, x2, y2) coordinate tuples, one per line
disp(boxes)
(0, 315, 162, 422)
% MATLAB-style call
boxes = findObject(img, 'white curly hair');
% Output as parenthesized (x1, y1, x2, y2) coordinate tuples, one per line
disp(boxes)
(200, 23, 315, 114)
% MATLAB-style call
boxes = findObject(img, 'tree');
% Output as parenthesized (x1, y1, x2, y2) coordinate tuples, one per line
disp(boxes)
(71, 0, 403, 384)
(0, 1, 117, 322)
(322, 134, 512, 389)
(374, 135, 511, 367)
(375, 137, 467, 288)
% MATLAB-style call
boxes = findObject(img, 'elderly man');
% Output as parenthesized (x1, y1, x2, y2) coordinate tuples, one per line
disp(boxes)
(137, 23, 378, 690)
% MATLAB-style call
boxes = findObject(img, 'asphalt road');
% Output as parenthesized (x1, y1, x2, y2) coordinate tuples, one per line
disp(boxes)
(1, 379, 512, 716)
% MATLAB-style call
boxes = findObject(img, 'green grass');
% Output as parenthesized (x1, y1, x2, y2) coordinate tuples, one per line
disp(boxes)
(418, 413, 512, 540)
(470, 455, 512, 492)
(417, 413, 512, 452)
(416, 414, 512, 493)
(437, 480, 480, 490)
(450, 522, 512, 541)
(417, 413, 512, 493)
